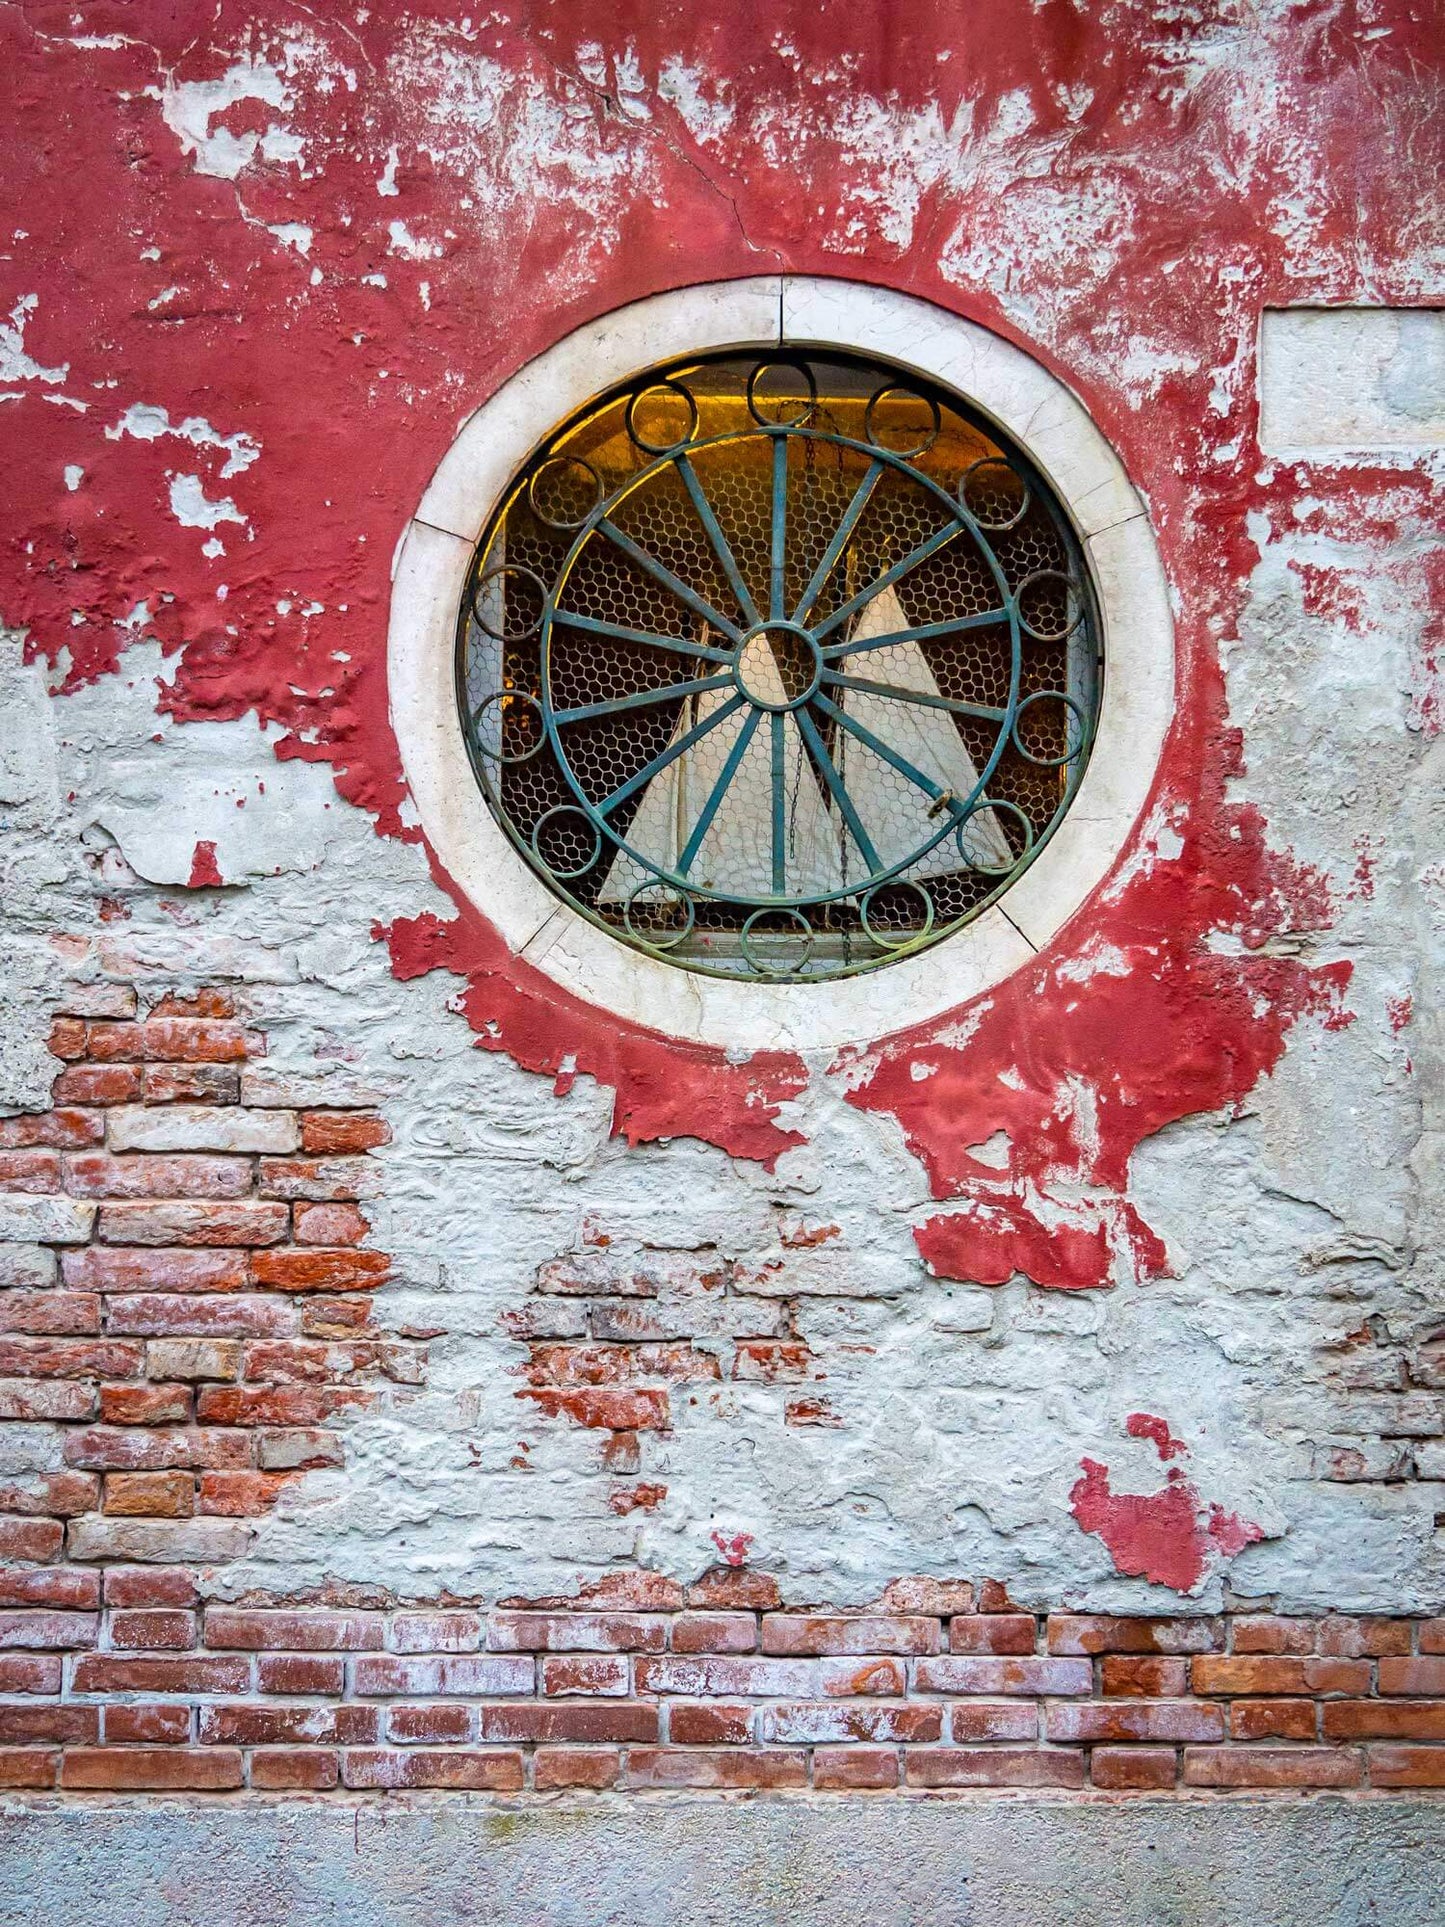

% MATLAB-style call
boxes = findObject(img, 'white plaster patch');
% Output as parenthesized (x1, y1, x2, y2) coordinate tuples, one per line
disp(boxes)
(107, 404, 260, 479)
(167, 474, 247, 531)
(0, 295, 67, 386)
(1260, 308, 1445, 453)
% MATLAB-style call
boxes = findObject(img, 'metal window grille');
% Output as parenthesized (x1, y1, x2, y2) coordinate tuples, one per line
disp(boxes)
(457, 351, 1101, 981)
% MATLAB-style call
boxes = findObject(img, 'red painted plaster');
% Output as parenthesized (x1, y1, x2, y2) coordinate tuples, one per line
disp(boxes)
(1, 3, 1437, 1210)
(185, 840, 223, 889)
(1070, 1438, 1266, 1594)
(1126, 1413, 1189, 1463)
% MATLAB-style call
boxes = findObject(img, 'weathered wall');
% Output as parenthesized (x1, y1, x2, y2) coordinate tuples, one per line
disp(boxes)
(0, 0, 1442, 1815)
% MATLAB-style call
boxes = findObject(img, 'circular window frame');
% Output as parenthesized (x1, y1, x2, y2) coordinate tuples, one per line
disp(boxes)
(388, 277, 1174, 1053)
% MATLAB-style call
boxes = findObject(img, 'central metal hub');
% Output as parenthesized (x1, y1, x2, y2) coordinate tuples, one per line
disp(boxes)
(733, 621, 821, 711)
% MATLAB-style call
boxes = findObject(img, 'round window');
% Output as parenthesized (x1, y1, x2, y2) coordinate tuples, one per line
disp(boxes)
(456, 349, 1102, 982)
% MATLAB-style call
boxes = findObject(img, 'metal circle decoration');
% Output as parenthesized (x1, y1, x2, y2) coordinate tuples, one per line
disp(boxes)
(457, 349, 1103, 981)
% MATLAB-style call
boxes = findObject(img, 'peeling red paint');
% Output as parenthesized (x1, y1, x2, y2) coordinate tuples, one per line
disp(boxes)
(185, 840, 223, 889)
(711, 1528, 753, 1568)
(1070, 1426, 1266, 1592)
(1126, 1412, 1189, 1462)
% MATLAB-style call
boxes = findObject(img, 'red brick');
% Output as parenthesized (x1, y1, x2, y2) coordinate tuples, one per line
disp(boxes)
(101, 1384, 195, 1426)
(570, 1572, 688, 1612)
(527, 1340, 720, 1388)
(1046, 1699, 1225, 1743)
(257, 1653, 345, 1695)
(258, 1157, 379, 1203)
(1231, 1616, 1316, 1655)
(477, 1702, 658, 1744)
(47, 1018, 88, 1061)
(294, 1203, 368, 1246)
(949, 1700, 1039, 1741)
(1419, 1619, 1445, 1654)
(198, 1470, 296, 1515)
(625, 1747, 807, 1790)
(1100, 1656, 1189, 1697)
(1048, 1614, 1220, 1656)
(0, 1703, 98, 1744)
(813, 1745, 899, 1790)
(103, 1568, 198, 1608)
(0, 1568, 99, 1610)
(0, 1381, 95, 1422)
(141, 1065, 241, 1105)
(109, 1610, 197, 1651)
(353, 1653, 533, 1697)
(0, 1749, 57, 1788)
(0, 1336, 144, 1378)
(1183, 1745, 1362, 1788)
(636, 1655, 904, 1698)
(299, 1298, 375, 1338)
(1367, 1745, 1445, 1787)
(687, 1567, 781, 1611)
(250, 1249, 392, 1292)
(1192, 1656, 1371, 1696)
(389, 1611, 483, 1654)
(667, 1701, 754, 1745)
(73, 1656, 251, 1693)
(0, 1292, 102, 1336)
(237, 1338, 378, 1383)
(948, 1613, 1035, 1655)
(1092, 1746, 1178, 1790)
(1231, 1698, 1317, 1741)
(541, 1654, 628, 1697)
(906, 1748, 1085, 1789)
(52, 1067, 142, 1106)
(65, 1153, 251, 1200)
(0, 1657, 61, 1694)
(519, 1387, 670, 1430)
(250, 1748, 340, 1789)
(489, 1611, 665, 1654)
(85, 1020, 251, 1064)
(0, 1107, 106, 1146)
(533, 1746, 619, 1790)
(731, 1339, 814, 1382)
(0, 1610, 97, 1649)
(65, 1426, 250, 1471)
(341, 1749, 525, 1791)
(104, 1470, 194, 1516)
(914, 1656, 1092, 1696)
(386, 1703, 473, 1744)
(760, 1701, 942, 1745)
(1323, 1700, 1445, 1740)
(1318, 1616, 1413, 1657)
(63, 1248, 249, 1293)
(149, 991, 236, 1021)
(103, 1703, 192, 1745)
(0, 1519, 63, 1563)
(61, 1747, 244, 1790)
(299, 1112, 390, 1154)
(671, 1611, 757, 1655)
(0, 1472, 99, 1518)
(194, 1382, 370, 1427)
(206, 1608, 384, 1652)
(1379, 1657, 1445, 1695)
(98, 1202, 288, 1247)
(761, 1614, 939, 1657)
(0, 1149, 62, 1191)
(108, 1295, 294, 1338)
(199, 1702, 378, 1746)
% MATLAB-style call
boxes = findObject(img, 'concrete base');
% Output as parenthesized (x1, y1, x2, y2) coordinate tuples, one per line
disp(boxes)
(3, 1796, 1442, 1927)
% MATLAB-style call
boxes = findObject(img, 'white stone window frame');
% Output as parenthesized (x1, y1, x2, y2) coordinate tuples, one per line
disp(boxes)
(388, 277, 1173, 1053)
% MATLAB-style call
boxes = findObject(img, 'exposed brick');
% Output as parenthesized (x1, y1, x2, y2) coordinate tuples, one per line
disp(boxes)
(65, 1152, 251, 1200)
(1367, 1745, 1445, 1787)
(47, 1018, 88, 1060)
(0, 1568, 99, 1610)
(390, 1612, 483, 1654)
(0, 1246, 55, 1289)
(1379, 1657, 1445, 1694)
(341, 1749, 525, 1791)
(387, 1703, 473, 1744)
(636, 1655, 904, 1698)
(0, 1196, 95, 1243)
(541, 1654, 629, 1697)
(241, 1068, 388, 1110)
(1191, 1656, 1371, 1696)
(519, 1387, 670, 1431)
(0, 1336, 144, 1379)
(533, 1746, 620, 1790)
(625, 1747, 807, 1790)
(0, 1519, 63, 1562)
(73, 1657, 251, 1694)
(667, 1701, 754, 1745)
(1231, 1616, 1316, 1655)
(145, 1338, 243, 1381)
(103, 1568, 199, 1608)
(61, 1747, 245, 1790)
(0, 1749, 58, 1788)
(948, 1614, 1036, 1655)
(0, 1610, 97, 1649)
(353, 1654, 535, 1697)
(0, 1149, 62, 1191)
(65, 1425, 250, 1471)
(109, 1610, 197, 1651)
(1100, 1657, 1189, 1697)
(300, 1112, 391, 1154)
(100, 1384, 195, 1425)
(0, 1379, 95, 1421)
(141, 1066, 242, 1107)
(258, 1654, 345, 1695)
(198, 1471, 296, 1515)
(63, 1248, 249, 1294)
(813, 1745, 899, 1790)
(103, 1703, 192, 1745)
(250, 1748, 340, 1789)
(149, 992, 237, 1021)
(671, 1612, 758, 1654)
(67, 1515, 251, 1562)
(0, 1292, 102, 1336)
(759, 1701, 942, 1745)
(731, 1339, 814, 1382)
(1092, 1747, 1178, 1790)
(199, 1702, 379, 1746)
(294, 1203, 369, 1246)
(906, 1748, 1085, 1789)
(98, 1201, 289, 1248)
(0, 1657, 61, 1694)
(0, 1107, 106, 1146)
(85, 1020, 251, 1065)
(761, 1614, 939, 1657)
(1182, 1745, 1362, 1788)
(250, 1249, 391, 1292)
(206, 1608, 384, 1651)
(1048, 1615, 1222, 1656)
(687, 1567, 782, 1611)
(0, 1703, 99, 1744)
(257, 1429, 345, 1471)
(914, 1656, 1092, 1696)
(258, 1157, 381, 1203)
(949, 1700, 1039, 1741)
(109, 1295, 295, 1340)
(1231, 1698, 1317, 1741)
(0, 1472, 99, 1518)
(1319, 1617, 1413, 1658)
(489, 1611, 666, 1654)
(1323, 1700, 1445, 1740)
(477, 1702, 658, 1744)
(104, 1470, 195, 1517)
(1046, 1699, 1225, 1743)
(52, 1067, 143, 1106)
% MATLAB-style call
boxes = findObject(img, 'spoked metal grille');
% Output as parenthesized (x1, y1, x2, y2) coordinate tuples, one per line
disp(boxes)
(457, 351, 1102, 980)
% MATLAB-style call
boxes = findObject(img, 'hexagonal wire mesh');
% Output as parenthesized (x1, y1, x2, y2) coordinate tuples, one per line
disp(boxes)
(456, 350, 1102, 980)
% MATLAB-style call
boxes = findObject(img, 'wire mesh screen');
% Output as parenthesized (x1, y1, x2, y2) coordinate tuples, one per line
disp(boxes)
(456, 351, 1102, 980)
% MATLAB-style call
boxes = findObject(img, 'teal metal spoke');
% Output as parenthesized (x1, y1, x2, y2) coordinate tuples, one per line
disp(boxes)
(598, 518, 743, 643)
(678, 707, 762, 874)
(810, 523, 965, 641)
(676, 455, 762, 628)
(596, 692, 747, 815)
(818, 669, 1007, 725)
(813, 691, 954, 807)
(553, 673, 733, 727)
(770, 712, 786, 895)
(792, 459, 883, 625)
(821, 607, 1009, 663)
(795, 706, 882, 874)
(769, 433, 788, 621)
(553, 610, 734, 665)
